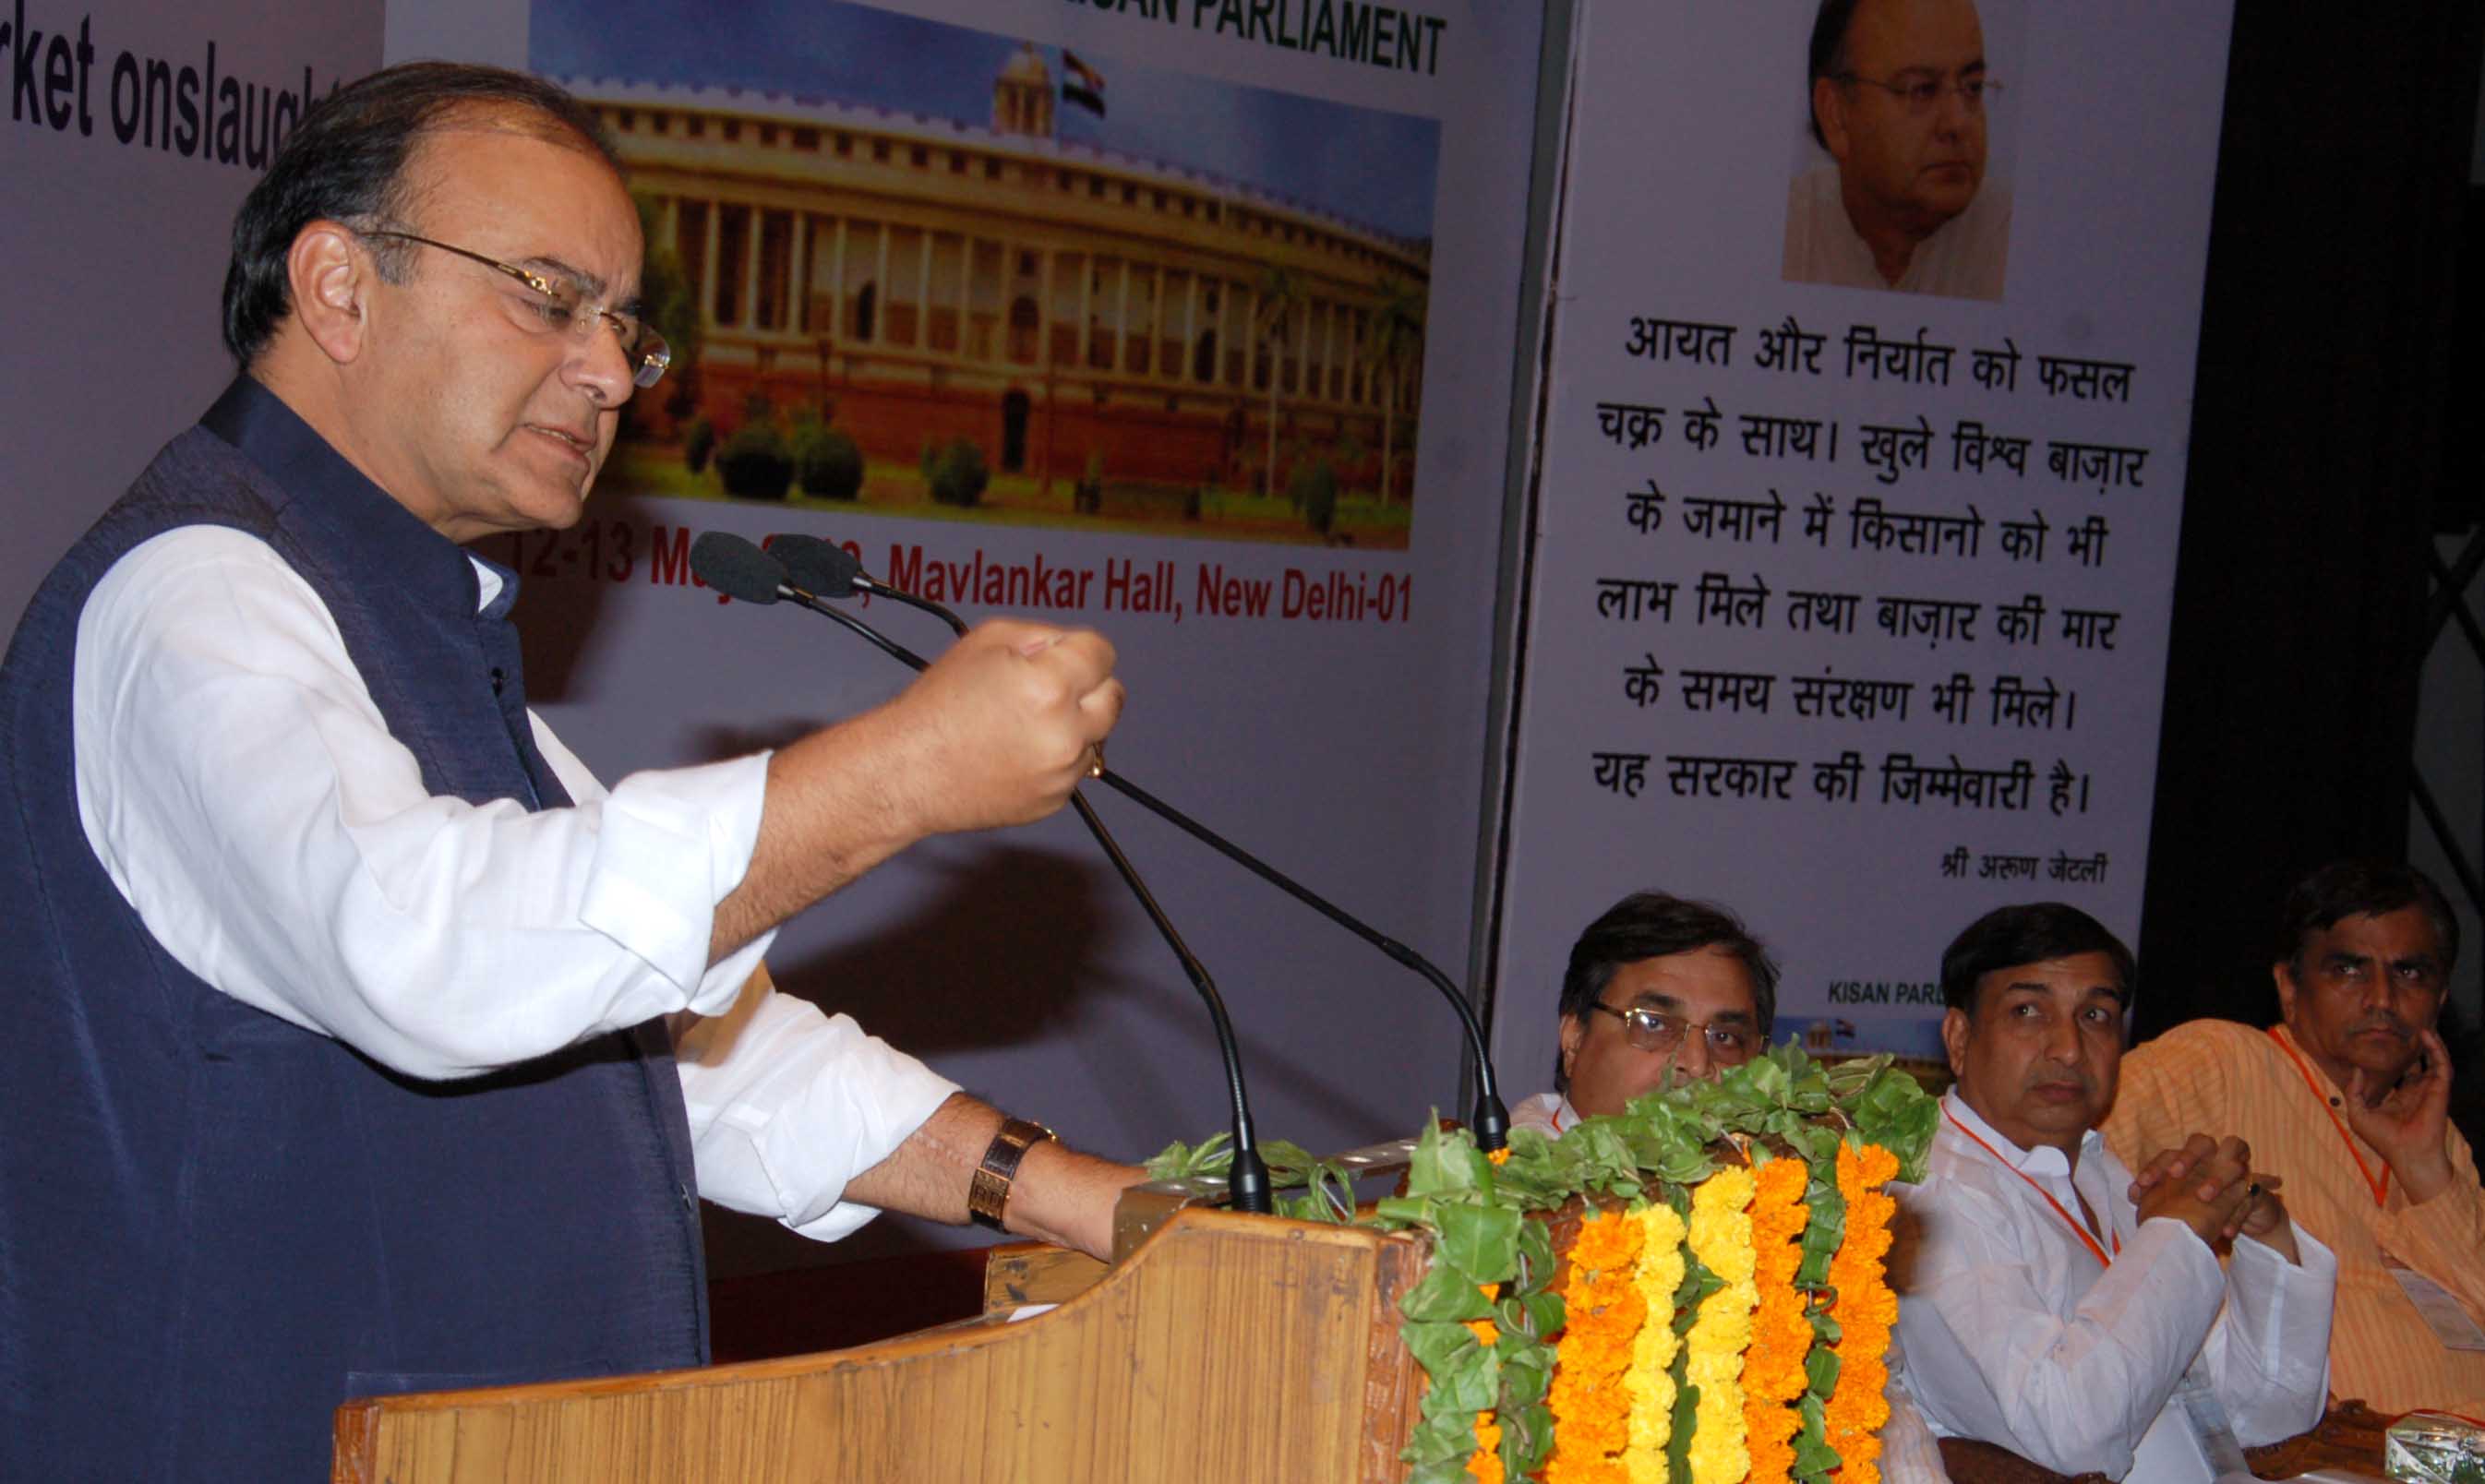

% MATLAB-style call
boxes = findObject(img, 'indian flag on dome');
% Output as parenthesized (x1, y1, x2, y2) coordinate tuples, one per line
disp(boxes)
(1062, 49, 1107, 115)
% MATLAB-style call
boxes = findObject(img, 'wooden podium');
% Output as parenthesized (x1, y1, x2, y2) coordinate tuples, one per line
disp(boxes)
(333, 1208, 1428, 1484)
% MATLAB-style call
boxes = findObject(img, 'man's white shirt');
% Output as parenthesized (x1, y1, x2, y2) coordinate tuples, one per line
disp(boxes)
(1509, 1090, 1581, 1139)
(73, 525, 959, 1241)
(1892, 1091, 2335, 1481)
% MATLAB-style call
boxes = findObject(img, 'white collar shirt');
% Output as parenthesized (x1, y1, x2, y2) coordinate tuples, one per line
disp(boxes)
(1509, 1090, 1583, 1139)
(1891, 1091, 2335, 1481)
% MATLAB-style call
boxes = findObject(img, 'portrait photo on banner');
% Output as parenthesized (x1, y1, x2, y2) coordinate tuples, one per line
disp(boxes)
(1779, 0, 2023, 305)
(533, 0, 1444, 549)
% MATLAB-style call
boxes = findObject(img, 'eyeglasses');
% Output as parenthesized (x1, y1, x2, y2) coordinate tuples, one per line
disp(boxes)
(359, 229, 672, 389)
(1834, 72, 2001, 116)
(1589, 1001, 1758, 1063)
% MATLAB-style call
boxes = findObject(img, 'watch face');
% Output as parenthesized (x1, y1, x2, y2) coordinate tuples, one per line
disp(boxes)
(968, 1167, 1012, 1227)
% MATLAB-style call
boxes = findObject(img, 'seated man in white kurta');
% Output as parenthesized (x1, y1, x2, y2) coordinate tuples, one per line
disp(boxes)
(1895, 903, 2335, 1482)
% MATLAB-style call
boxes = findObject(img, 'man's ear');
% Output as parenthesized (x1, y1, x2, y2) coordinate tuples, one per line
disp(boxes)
(286, 221, 374, 366)
(2272, 961, 2299, 1024)
(1813, 76, 1852, 162)
(1939, 1006, 1971, 1077)
(1557, 1012, 1586, 1083)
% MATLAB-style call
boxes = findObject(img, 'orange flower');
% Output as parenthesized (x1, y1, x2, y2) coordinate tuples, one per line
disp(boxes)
(1544, 1457, 1630, 1484)
(1464, 1281, 1505, 1480)
(1825, 1143, 1901, 1484)
(1470, 1282, 1501, 1347)
(1570, 1207, 1647, 1274)
(1548, 1209, 1650, 1484)
(1741, 1156, 1813, 1484)
(1473, 1410, 1505, 1484)
(1489, 1146, 1513, 1167)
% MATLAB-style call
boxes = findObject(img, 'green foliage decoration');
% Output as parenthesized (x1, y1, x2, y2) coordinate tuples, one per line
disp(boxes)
(1143, 1042, 1936, 1484)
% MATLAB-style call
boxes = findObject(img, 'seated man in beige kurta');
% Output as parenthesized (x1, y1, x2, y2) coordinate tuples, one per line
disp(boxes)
(2105, 860, 2484, 1412)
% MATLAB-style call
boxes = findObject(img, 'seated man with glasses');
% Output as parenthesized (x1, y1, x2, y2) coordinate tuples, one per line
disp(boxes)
(1518, 891, 1777, 1134)
(1783, 0, 2011, 300)
(1517, 891, 1954, 1481)
(0, 62, 1132, 1482)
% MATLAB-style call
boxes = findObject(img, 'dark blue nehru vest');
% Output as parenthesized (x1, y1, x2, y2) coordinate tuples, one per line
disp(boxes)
(0, 379, 707, 1481)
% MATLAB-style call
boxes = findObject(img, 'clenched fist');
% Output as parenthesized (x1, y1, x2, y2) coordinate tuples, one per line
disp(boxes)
(878, 619, 1124, 836)
(706, 618, 1126, 961)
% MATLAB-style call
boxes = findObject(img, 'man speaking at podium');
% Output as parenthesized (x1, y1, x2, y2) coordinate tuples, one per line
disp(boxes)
(0, 63, 1135, 1480)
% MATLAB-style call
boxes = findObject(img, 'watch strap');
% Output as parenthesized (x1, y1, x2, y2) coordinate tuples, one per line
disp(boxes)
(967, 1117, 1054, 1230)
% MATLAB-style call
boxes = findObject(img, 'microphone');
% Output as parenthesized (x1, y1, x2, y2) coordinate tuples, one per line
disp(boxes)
(767, 534, 1511, 1151)
(773, 535, 966, 634)
(688, 533, 948, 672)
(687, 533, 1276, 1214)
(689, 531, 793, 604)
(768, 536, 863, 600)
(765, 534, 864, 599)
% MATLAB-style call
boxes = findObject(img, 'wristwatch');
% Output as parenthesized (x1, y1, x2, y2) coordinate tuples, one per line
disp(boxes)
(967, 1117, 1055, 1230)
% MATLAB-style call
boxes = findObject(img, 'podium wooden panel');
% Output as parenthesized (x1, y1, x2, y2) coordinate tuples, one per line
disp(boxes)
(334, 1209, 1427, 1484)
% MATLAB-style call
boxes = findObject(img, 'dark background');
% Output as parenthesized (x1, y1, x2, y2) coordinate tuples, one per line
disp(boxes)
(2135, 5, 2482, 1113)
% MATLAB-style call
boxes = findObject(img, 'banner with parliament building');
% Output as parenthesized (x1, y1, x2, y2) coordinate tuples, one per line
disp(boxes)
(550, 1, 1444, 548)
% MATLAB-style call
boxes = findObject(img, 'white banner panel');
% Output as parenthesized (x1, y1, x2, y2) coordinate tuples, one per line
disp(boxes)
(456, 0, 1549, 1253)
(0, 0, 379, 628)
(1492, 0, 2235, 1095)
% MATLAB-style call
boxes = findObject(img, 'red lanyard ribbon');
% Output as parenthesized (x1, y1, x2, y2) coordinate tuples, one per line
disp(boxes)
(2268, 1027, 2390, 1208)
(1944, 1104, 2120, 1267)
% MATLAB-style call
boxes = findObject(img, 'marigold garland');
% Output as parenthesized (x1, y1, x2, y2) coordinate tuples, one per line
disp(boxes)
(1623, 1202, 1688, 1484)
(1824, 1142, 1901, 1484)
(1474, 1409, 1506, 1484)
(1739, 1156, 1813, 1484)
(1467, 1279, 1505, 1481)
(1421, 1140, 1905, 1484)
(1470, 1282, 1503, 1348)
(1545, 1207, 1647, 1484)
(1142, 1047, 1944, 1484)
(1684, 1166, 1758, 1484)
